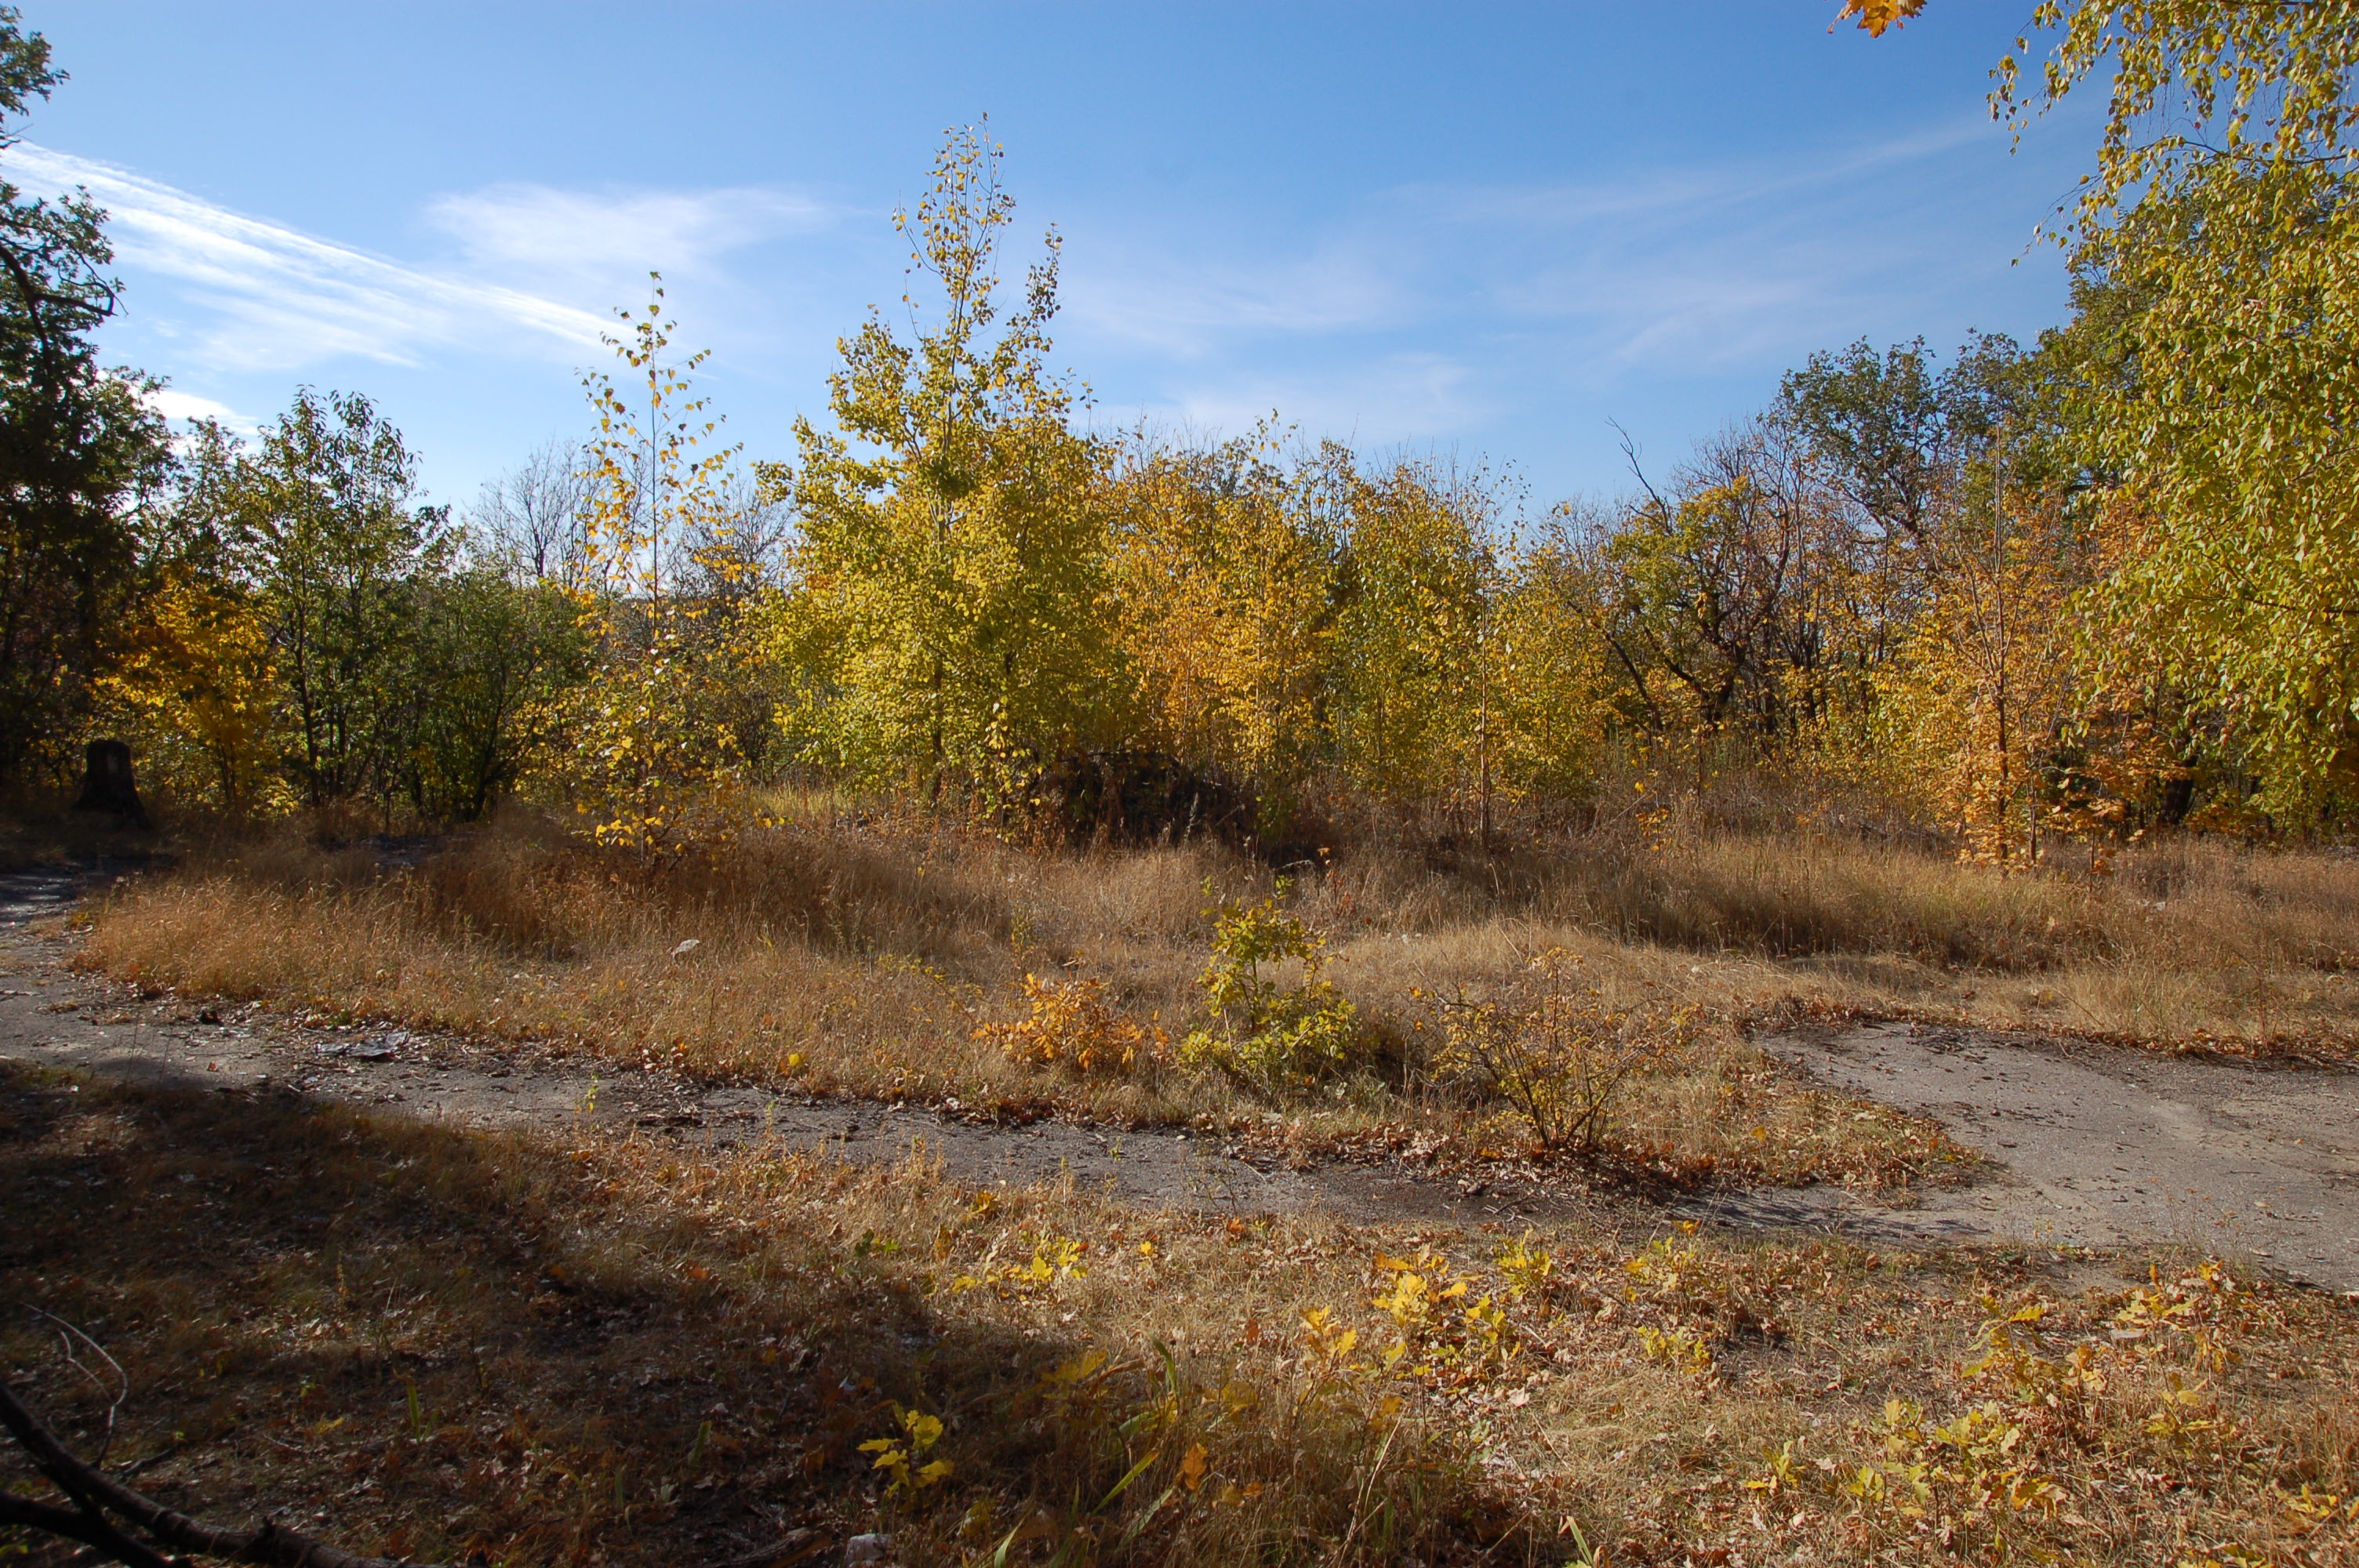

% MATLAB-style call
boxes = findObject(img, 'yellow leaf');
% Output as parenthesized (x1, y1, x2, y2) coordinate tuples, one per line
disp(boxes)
(1835, 0, 1925, 36)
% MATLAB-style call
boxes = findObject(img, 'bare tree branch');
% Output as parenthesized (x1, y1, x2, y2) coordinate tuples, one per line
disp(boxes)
(0, 1376, 449, 1568)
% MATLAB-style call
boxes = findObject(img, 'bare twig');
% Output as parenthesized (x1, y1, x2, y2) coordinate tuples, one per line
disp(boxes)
(28, 1305, 128, 1465)
(0, 1375, 449, 1568)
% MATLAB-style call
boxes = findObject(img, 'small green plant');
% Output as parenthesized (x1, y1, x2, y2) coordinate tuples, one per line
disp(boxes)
(1180, 881, 1358, 1081)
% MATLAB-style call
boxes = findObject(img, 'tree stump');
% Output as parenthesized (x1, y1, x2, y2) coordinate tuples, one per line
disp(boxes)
(71, 738, 151, 829)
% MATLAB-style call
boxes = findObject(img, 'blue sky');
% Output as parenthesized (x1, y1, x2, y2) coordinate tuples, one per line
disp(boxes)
(15, 2, 2087, 512)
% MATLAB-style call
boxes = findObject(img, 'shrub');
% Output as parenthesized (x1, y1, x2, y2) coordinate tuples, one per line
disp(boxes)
(981, 973, 1165, 1076)
(1433, 951, 1695, 1152)
(1179, 884, 1359, 1082)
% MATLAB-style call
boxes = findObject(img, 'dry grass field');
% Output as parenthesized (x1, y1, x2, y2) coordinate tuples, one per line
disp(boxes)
(75, 789, 2359, 1134)
(9, 792, 2359, 1564)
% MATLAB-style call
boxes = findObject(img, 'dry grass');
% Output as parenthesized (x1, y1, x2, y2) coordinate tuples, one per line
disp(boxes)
(0, 1062, 1509, 1565)
(63, 793, 2359, 1199)
(18, 790, 2359, 1564)
(75, 810, 1227, 1125)
(68, 808, 1976, 1189)
(1303, 802, 2359, 1054)
(5, 1062, 2354, 1566)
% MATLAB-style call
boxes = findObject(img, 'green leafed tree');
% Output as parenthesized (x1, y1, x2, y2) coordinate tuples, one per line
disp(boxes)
(401, 565, 592, 822)
(211, 390, 453, 807)
(0, 5, 172, 783)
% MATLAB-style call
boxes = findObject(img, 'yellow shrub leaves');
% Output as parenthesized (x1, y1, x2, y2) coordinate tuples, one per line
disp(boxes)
(979, 974, 1166, 1076)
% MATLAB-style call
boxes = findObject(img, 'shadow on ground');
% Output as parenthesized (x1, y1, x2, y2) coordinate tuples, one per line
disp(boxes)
(0, 1062, 1112, 1566)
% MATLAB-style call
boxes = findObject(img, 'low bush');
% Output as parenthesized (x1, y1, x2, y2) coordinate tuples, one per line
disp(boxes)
(1430, 951, 1700, 1153)
(1178, 885, 1361, 1084)
(980, 973, 1167, 1076)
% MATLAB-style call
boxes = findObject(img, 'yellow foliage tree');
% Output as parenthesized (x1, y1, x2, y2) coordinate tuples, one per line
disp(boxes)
(578, 275, 742, 610)
(91, 566, 278, 812)
(1874, 488, 2086, 864)
(1103, 430, 1333, 809)
(1325, 452, 1499, 822)
(769, 123, 1118, 804)
(1487, 531, 1614, 807)
(557, 280, 747, 855)
(1873, 2, 2359, 820)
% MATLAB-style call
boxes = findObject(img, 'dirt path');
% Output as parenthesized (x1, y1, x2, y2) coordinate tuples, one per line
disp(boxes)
(8, 866, 2358, 1290)
(1748, 1022, 2359, 1293)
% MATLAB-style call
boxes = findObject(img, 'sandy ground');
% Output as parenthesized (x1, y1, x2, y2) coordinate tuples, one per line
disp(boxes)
(6, 865, 2357, 1293)
(1745, 1022, 2359, 1291)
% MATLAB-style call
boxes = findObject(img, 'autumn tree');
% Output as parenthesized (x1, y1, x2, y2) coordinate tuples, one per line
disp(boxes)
(1872, 479, 2091, 862)
(402, 564, 591, 822)
(1997, 2, 2359, 819)
(89, 559, 277, 813)
(578, 278, 743, 611)
(1485, 514, 1615, 807)
(1844, 1, 2359, 822)
(118, 392, 583, 824)
(1103, 429, 1335, 809)
(1769, 333, 2103, 852)
(558, 282, 751, 851)
(770, 124, 1116, 802)
(1579, 422, 1855, 754)
(1323, 451, 1502, 823)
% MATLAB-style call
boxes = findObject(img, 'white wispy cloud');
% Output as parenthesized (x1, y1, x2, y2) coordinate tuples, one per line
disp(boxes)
(1072, 114, 2022, 365)
(1, 111, 2066, 500)
(5, 146, 839, 376)
(1064, 237, 1411, 358)
(8, 143, 612, 372)
(1068, 113, 2059, 446)
(424, 183, 832, 298)
(1427, 116, 1999, 232)
(1118, 352, 1488, 448)
(1428, 115, 2033, 372)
